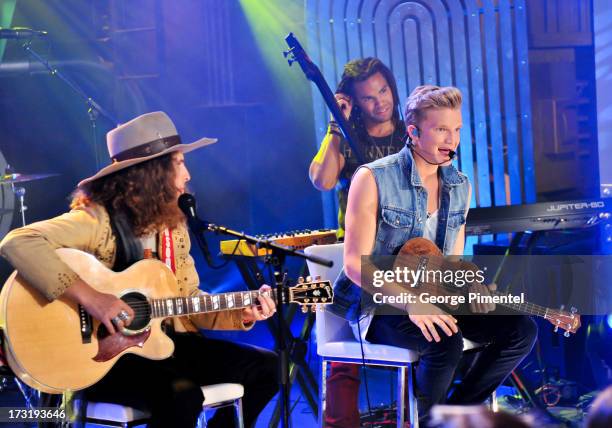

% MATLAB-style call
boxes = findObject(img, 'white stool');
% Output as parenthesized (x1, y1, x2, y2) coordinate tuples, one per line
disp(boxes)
(197, 383, 244, 428)
(84, 401, 150, 427)
(305, 244, 497, 428)
(305, 243, 421, 428)
(83, 383, 244, 428)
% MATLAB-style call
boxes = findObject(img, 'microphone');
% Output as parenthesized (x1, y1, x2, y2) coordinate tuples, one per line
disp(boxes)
(0, 27, 48, 39)
(178, 193, 202, 225)
(409, 144, 457, 166)
(178, 193, 215, 267)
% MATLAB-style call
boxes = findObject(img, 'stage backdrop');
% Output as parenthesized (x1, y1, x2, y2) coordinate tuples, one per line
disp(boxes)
(304, 0, 537, 231)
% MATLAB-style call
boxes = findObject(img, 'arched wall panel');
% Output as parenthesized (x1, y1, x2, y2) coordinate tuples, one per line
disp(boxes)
(305, 0, 536, 228)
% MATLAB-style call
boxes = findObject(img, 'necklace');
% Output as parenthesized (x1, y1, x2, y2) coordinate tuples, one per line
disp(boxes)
(366, 124, 396, 159)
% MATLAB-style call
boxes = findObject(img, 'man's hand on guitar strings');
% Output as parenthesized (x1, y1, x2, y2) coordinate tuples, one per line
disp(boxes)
(64, 278, 135, 335)
(242, 285, 276, 323)
(469, 282, 497, 314)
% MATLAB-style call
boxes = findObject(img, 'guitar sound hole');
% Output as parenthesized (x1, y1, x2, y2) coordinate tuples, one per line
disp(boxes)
(122, 292, 151, 331)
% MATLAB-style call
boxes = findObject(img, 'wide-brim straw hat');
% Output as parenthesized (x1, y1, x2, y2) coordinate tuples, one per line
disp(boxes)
(78, 111, 216, 187)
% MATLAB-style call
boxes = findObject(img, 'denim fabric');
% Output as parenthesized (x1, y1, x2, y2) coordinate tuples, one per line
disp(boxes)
(329, 146, 470, 322)
(367, 314, 537, 423)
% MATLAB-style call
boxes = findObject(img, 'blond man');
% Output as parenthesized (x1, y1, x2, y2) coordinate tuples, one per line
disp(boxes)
(331, 86, 537, 424)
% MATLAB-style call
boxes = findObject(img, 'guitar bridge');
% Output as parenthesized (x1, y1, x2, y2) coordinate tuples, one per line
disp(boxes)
(78, 304, 93, 343)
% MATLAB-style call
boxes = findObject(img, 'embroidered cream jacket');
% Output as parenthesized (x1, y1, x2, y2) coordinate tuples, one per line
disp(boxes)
(0, 204, 250, 332)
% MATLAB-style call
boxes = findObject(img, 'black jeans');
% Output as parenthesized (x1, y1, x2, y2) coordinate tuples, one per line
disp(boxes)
(366, 314, 537, 422)
(84, 333, 279, 428)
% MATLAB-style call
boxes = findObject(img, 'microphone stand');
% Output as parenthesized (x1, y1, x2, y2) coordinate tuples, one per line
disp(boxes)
(21, 40, 119, 171)
(189, 219, 332, 428)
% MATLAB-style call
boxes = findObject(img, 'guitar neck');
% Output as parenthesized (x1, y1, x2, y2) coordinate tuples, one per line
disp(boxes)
(490, 290, 554, 320)
(284, 33, 365, 164)
(149, 290, 276, 319)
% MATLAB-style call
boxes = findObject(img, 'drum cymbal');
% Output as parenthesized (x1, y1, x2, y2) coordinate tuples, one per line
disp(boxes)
(0, 173, 59, 185)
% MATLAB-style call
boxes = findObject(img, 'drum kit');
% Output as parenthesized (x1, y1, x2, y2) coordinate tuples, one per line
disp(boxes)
(0, 171, 59, 406)
(0, 171, 59, 227)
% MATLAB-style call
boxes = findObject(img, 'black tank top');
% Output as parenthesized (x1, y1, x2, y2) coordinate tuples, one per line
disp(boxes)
(336, 121, 406, 238)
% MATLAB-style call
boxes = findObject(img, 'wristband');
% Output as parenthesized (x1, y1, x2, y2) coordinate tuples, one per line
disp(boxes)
(327, 124, 342, 137)
(328, 120, 341, 131)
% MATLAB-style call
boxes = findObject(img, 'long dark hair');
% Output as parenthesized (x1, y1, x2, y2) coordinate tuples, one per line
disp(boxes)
(71, 153, 185, 236)
(336, 57, 403, 138)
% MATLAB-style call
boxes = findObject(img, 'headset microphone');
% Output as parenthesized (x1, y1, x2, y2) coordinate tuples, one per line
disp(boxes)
(408, 141, 457, 165)
(408, 127, 456, 165)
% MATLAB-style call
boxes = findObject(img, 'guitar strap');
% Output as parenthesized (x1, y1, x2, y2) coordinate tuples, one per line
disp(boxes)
(106, 206, 144, 272)
(106, 207, 180, 336)
(160, 228, 176, 273)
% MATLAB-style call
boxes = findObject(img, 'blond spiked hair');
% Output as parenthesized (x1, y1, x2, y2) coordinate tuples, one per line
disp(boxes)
(404, 85, 462, 127)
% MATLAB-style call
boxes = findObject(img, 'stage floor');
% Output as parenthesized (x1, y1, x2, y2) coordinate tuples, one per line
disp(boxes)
(0, 369, 589, 427)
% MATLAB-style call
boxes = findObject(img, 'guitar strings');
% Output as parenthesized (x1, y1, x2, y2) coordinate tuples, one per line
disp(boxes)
(115, 287, 327, 317)
(108, 303, 270, 319)
(115, 287, 325, 312)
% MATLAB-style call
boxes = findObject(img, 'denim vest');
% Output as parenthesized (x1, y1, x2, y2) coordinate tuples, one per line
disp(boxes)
(330, 146, 471, 322)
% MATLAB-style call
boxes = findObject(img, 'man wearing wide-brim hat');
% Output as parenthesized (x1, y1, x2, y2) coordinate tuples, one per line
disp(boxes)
(0, 111, 279, 428)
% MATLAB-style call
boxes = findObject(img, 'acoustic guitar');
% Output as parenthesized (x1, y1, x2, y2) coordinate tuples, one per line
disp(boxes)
(379, 238, 581, 335)
(0, 248, 333, 393)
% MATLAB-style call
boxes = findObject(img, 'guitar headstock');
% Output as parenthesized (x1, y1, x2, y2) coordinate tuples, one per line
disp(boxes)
(547, 306, 581, 337)
(284, 32, 318, 79)
(289, 276, 333, 313)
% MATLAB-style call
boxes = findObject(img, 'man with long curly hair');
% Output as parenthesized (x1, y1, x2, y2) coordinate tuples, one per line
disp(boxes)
(310, 57, 406, 240)
(0, 111, 279, 428)
(309, 57, 406, 428)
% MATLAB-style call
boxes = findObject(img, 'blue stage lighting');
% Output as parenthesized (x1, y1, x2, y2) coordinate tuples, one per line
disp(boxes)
(606, 314, 612, 330)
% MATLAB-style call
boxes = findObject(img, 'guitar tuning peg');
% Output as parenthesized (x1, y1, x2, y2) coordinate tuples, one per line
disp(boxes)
(311, 306, 317, 313)
(559, 305, 565, 311)
(306, 275, 312, 282)
(570, 307, 577, 314)
(301, 305, 308, 313)
(554, 326, 559, 333)
(298, 276, 304, 283)
(564, 331, 570, 338)
(315, 275, 321, 280)
(283, 50, 290, 58)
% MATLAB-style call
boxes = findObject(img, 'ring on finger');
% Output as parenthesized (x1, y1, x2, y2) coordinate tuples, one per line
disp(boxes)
(118, 310, 130, 321)
(111, 316, 122, 326)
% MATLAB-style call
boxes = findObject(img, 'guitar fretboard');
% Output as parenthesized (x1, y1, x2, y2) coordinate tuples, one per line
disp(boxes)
(150, 290, 276, 319)
(412, 278, 573, 324)
(490, 291, 577, 325)
(490, 290, 551, 318)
